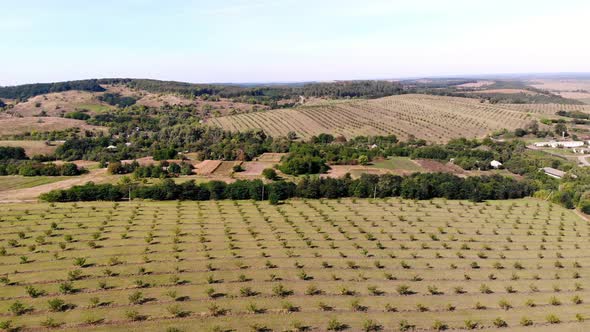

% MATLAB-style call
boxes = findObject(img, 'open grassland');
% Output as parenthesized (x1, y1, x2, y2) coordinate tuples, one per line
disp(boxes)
(0, 198, 588, 331)
(208, 94, 538, 143)
(0, 140, 62, 157)
(370, 157, 423, 172)
(0, 176, 70, 192)
(0, 117, 105, 137)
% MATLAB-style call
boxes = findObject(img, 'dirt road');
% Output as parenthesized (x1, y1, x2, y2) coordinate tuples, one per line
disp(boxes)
(0, 168, 108, 203)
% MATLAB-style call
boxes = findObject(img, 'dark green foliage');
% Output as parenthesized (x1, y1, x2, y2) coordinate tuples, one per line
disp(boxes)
(98, 93, 136, 107)
(0, 79, 105, 100)
(64, 111, 91, 120)
(0, 146, 27, 160)
(40, 172, 533, 202)
(262, 168, 278, 180)
(152, 148, 177, 161)
(279, 144, 330, 175)
(0, 161, 85, 176)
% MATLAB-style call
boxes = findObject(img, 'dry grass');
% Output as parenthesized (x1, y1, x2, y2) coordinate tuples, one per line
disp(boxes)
(465, 89, 539, 95)
(0, 117, 105, 137)
(0, 140, 62, 156)
(4, 90, 109, 117)
(456, 81, 495, 88)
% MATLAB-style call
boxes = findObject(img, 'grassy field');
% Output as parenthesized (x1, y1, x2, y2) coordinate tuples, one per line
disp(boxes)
(0, 198, 588, 331)
(0, 176, 70, 192)
(0, 140, 62, 157)
(370, 157, 424, 172)
(75, 103, 112, 113)
(0, 117, 105, 137)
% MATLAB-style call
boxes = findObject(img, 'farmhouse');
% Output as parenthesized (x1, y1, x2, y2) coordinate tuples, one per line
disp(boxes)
(540, 167, 566, 179)
(490, 160, 502, 168)
(534, 141, 585, 148)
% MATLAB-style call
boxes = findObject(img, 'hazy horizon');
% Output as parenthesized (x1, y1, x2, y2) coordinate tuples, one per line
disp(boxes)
(2, 0, 589, 86)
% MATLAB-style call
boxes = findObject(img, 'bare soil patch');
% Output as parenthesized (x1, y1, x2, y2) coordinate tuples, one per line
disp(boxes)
(255, 153, 288, 163)
(194, 160, 222, 175)
(239, 161, 271, 176)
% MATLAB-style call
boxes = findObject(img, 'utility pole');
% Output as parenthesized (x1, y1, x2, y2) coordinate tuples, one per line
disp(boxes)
(373, 185, 377, 199)
(261, 184, 264, 201)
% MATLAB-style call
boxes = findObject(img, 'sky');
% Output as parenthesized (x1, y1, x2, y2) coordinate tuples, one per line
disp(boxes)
(1, 0, 589, 85)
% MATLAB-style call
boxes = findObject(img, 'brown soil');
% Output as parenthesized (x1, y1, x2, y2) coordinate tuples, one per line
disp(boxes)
(194, 160, 222, 175)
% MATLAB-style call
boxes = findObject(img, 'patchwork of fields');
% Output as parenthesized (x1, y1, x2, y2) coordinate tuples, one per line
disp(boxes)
(0, 198, 588, 331)
(209, 95, 540, 142)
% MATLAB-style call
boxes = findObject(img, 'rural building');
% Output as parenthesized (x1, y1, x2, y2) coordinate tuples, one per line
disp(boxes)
(540, 167, 566, 179)
(490, 160, 502, 168)
(106, 145, 117, 151)
(534, 141, 585, 148)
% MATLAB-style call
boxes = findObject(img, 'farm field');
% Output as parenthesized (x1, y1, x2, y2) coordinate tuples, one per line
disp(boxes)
(371, 157, 424, 172)
(208, 94, 540, 143)
(500, 103, 590, 114)
(0, 176, 70, 192)
(0, 198, 588, 331)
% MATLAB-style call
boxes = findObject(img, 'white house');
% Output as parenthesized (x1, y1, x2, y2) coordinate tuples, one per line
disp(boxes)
(490, 160, 502, 168)
(534, 141, 585, 148)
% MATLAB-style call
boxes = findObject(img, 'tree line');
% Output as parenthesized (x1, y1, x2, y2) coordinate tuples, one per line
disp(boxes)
(40, 172, 535, 203)
(0, 79, 105, 100)
(0, 161, 86, 176)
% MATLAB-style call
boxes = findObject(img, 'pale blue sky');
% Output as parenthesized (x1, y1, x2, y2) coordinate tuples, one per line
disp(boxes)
(1, 0, 589, 85)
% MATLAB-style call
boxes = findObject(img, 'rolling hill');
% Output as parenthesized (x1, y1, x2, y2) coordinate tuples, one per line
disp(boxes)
(208, 94, 545, 142)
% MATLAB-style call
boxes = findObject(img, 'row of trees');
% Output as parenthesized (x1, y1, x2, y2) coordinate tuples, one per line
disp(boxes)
(0, 161, 85, 176)
(40, 172, 534, 203)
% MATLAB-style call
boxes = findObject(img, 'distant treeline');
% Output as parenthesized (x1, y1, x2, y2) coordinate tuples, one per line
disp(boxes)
(40, 172, 534, 203)
(1, 77, 582, 104)
(0, 79, 105, 100)
(0, 78, 406, 102)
